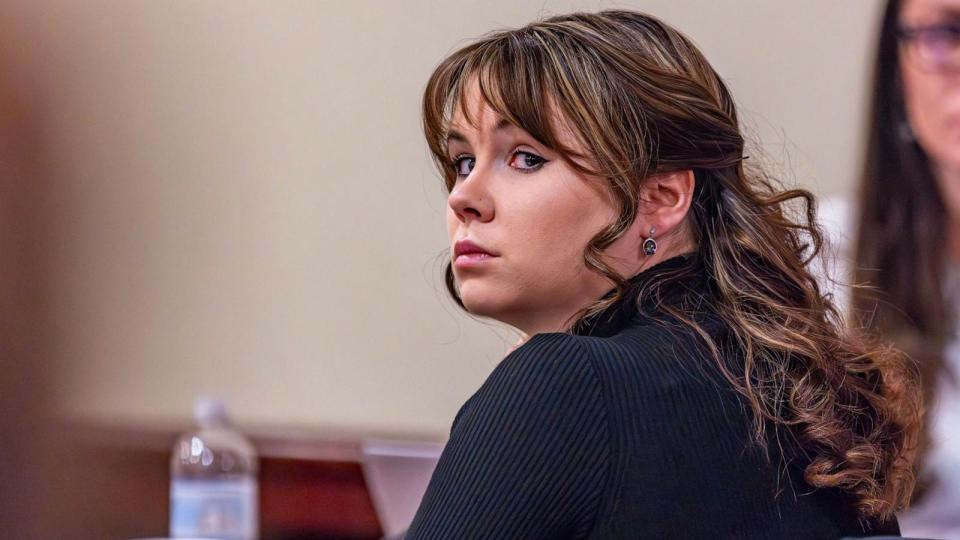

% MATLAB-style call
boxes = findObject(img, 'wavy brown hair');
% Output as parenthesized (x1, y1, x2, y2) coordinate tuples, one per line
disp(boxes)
(853, 0, 948, 496)
(422, 10, 920, 520)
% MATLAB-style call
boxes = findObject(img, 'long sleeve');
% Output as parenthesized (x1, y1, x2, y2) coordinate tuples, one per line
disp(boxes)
(406, 333, 612, 540)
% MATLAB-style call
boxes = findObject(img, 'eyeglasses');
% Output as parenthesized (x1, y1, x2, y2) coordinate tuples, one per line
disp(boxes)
(898, 23, 960, 73)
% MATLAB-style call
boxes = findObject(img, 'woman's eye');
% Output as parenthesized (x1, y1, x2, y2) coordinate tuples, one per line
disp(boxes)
(508, 150, 546, 172)
(451, 155, 475, 177)
(925, 24, 960, 44)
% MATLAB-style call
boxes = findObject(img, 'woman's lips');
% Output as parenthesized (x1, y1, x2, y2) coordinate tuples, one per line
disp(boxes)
(453, 239, 498, 267)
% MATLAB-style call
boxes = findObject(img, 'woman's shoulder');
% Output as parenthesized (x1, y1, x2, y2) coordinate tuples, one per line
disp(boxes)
(580, 315, 731, 375)
(412, 334, 613, 537)
(497, 322, 733, 405)
(485, 332, 603, 399)
(501, 326, 705, 383)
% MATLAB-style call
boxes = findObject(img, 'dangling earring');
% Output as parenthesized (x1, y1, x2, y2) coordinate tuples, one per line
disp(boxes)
(642, 226, 658, 256)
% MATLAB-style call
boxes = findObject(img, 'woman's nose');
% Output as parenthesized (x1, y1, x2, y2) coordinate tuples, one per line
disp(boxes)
(448, 171, 495, 223)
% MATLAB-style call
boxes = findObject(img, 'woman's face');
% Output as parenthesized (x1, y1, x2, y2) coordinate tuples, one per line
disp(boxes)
(900, 0, 960, 183)
(444, 90, 642, 335)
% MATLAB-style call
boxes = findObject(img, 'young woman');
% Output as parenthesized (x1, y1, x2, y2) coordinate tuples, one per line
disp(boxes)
(408, 10, 920, 539)
(853, 0, 960, 536)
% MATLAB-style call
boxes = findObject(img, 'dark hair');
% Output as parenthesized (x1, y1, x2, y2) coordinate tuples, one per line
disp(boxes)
(423, 10, 921, 519)
(853, 0, 949, 494)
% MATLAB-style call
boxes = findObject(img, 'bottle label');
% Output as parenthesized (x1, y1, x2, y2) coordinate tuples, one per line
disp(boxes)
(170, 478, 258, 540)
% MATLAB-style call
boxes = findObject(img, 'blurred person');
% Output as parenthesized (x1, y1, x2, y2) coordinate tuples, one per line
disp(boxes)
(847, 0, 960, 537)
(406, 10, 920, 539)
(0, 12, 133, 538)
(0, 25, 51, 539)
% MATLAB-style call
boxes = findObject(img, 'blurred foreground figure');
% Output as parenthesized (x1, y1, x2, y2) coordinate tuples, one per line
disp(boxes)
(0, 17, 53, 538)
(0, 9, 118, 538)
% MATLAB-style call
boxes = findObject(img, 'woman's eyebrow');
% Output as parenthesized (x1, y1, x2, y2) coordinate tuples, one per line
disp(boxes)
(446, 118, 519, 146)
(921, 7, 960, 22)
(446, 129, 469, 145)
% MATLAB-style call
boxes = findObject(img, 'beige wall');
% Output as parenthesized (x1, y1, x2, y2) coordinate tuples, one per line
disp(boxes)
(3, 1, 882, 437)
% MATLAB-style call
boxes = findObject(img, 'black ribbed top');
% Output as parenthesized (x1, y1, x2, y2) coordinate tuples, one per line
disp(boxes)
(406, 257, 899, 539)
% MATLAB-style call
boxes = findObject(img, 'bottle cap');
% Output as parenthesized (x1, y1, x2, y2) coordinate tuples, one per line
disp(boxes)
(193, 396, 230, 428)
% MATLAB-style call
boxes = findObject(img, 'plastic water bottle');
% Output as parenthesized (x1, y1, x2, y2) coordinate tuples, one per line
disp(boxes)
(170, 397, 259, 540)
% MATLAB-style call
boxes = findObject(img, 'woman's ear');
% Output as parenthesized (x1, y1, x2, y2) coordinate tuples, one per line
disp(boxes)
(637, 170, 696, 236)
(605, 169, 696, 276)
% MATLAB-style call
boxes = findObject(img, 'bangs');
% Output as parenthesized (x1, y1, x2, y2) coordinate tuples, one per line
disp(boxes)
(422, 29, 595, 190)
